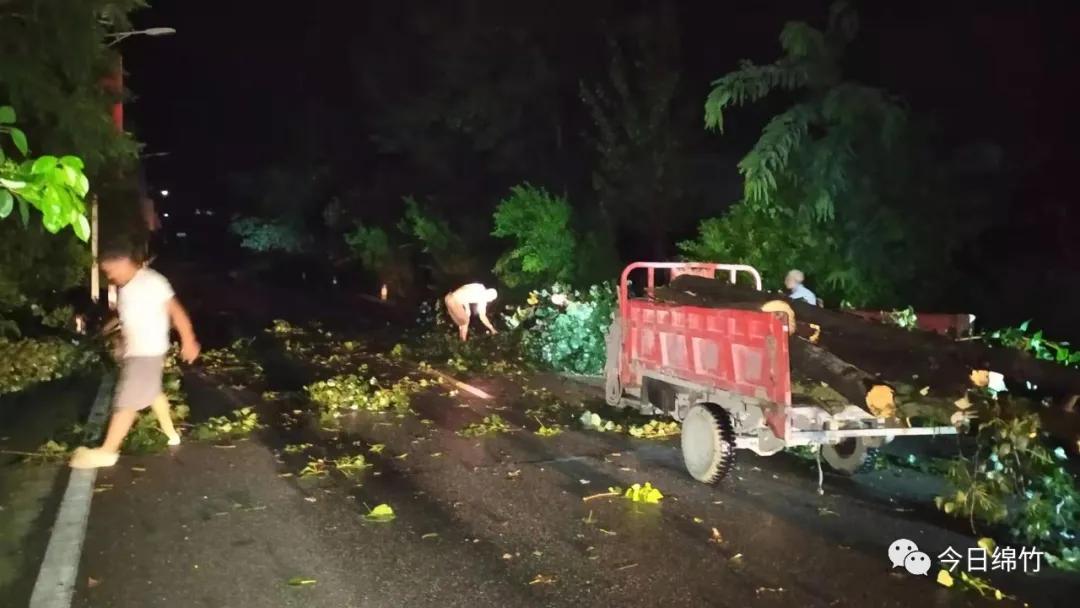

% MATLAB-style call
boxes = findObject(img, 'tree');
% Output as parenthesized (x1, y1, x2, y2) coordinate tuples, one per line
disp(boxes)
(1, 107, 92, 240)
(0, 1, 143, 321)
(580, 6, 690, 259)
(684, 1, 998, 306)
(0, 1, 142, 173)
(491, 184, 576, 288)
(356, 2, 566, 220)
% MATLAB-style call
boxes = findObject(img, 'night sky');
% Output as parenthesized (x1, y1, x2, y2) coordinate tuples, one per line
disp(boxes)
(122, 0, 1080, 332)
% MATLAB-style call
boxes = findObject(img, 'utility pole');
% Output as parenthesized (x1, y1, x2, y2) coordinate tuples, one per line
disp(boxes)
(90, 196, 99, 302)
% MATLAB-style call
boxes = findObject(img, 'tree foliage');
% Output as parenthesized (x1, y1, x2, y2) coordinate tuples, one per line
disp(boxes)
(580, 7, 689, 257)
(0, 1, 144, 327)
(0, 0, 143, 173)
(1, 106, 91, 240)
(228, 216, 310, 254)
(491, 184, 576, 288)
(397, 196, 478, 288)
(685, 1, 1001, 305)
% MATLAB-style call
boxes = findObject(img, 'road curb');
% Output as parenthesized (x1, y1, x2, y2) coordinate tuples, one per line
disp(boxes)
(29, 370, 114, 608)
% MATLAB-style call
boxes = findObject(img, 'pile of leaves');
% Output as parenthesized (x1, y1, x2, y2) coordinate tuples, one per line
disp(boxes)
(199, 338, 265, 382)
(628, 420, 680, 439)
(267, 318, 306, 337)
(0, 337, 98, 395)
(190, 407, 260, 441)
(458, 414, 511, 438)
(122, 404, 191, 453)
(333, 454, 372, 477)
(491, 183, 577, 288)
(935, 395, 1080, 571)
(306, 368, 421, 417)
(504, 283, 616, 375)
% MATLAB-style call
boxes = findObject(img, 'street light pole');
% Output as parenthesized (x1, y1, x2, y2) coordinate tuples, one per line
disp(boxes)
(91, 26, 175, 305)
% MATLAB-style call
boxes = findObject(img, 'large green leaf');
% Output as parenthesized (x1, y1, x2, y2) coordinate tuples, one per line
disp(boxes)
(58, 155, 84, 170)
(31, 155, 57, 175)
(9, 128, 28, 156)
(0, 106, 14, 124)
(73, 214, 91, 242)
(0, 190, 12, 218)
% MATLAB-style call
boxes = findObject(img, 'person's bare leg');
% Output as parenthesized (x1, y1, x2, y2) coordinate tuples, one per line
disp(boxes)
(150, 393, 180, 444)
(100, 408, 140, 454)
(458, 322, 469, 341)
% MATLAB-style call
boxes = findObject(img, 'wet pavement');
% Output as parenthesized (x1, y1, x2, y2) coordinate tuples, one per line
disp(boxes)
(0, 374, 98, 605)
(11, 263, 1073, 608)
(68, 360, 1079, 608)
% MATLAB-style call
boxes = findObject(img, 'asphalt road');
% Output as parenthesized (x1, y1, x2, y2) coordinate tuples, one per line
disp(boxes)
(68, 361, 1079, 608)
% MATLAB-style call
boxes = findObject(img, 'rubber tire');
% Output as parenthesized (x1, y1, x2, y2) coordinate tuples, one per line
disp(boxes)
(604, 320, 623, 407)
(821, 438, 877, 475)
(681, 403, 737, 484)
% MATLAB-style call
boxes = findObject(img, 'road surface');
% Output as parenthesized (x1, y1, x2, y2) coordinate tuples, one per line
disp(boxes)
(68, 355, 1077, 608)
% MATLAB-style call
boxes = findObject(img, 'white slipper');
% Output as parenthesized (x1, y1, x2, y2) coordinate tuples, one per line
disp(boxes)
(166, 432, 181, 446)
(69, 447, 120, 469)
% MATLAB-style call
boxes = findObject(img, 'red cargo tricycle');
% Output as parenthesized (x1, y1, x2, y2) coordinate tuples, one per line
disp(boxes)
(604, 262, 958, 483)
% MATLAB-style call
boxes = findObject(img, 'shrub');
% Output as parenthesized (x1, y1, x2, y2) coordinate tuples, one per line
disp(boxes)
(506, 283, 616, 375)
(936, 396, 1080, 571)
(229, 216, 309, 253)
(0, 337, 98, 395)
(491, 184, 576, 288)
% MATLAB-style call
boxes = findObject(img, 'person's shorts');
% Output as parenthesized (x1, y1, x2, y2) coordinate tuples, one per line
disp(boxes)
(444, 293, 471, 327)
(114, 356, 165, 411)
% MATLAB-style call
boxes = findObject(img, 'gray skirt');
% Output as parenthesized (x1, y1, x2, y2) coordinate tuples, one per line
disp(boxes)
(114, 356, 165, 410)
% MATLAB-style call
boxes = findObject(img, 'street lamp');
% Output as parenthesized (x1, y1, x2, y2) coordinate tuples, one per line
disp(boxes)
(160, 190, 169, 197)
(105, 27, 177, 46)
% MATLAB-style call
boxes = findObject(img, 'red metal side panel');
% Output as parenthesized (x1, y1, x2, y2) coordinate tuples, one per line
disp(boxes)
(621, 301, 791, 410)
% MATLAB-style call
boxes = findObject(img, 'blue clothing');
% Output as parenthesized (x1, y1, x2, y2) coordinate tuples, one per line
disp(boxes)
(789, 284, 817, 305)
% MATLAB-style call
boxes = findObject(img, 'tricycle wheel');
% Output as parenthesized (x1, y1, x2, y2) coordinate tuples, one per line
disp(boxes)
(681, 403, 736, 484)
(604, 320, 622, 407)
(821, 438, 878, 475)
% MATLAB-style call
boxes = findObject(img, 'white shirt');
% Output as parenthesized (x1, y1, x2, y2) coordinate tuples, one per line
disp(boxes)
(118, 267, 175, 357)
(789, 283, 817, 305)
(453, 283, 490, 304)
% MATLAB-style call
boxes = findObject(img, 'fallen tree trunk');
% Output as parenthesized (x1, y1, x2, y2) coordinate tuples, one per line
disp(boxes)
(658, 275, 1080, 398)
(788, 337, 896, 418)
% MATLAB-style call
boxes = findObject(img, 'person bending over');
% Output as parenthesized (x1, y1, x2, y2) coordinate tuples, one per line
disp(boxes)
(70, 247, 200, 469)
(444, 283, 498, 341)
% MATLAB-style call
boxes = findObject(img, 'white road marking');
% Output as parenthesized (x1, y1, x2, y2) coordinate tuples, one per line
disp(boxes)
(30, 371, 114, 608)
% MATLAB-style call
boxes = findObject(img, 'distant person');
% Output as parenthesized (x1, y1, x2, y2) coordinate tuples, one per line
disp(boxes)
(444, 283, 498, 341)
(69, 247, 200, 469)
(784, 269, 817, 306)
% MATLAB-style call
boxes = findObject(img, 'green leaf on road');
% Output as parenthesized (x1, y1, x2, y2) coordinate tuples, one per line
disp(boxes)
(365, 503, 395, 522)
(18, 198, 28, 226)
(287, 577, 317, 586)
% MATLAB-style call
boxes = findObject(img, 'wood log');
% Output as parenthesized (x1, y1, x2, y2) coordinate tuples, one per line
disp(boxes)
(788, 337, 896, 417)
(658, 275, 1080, 398)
